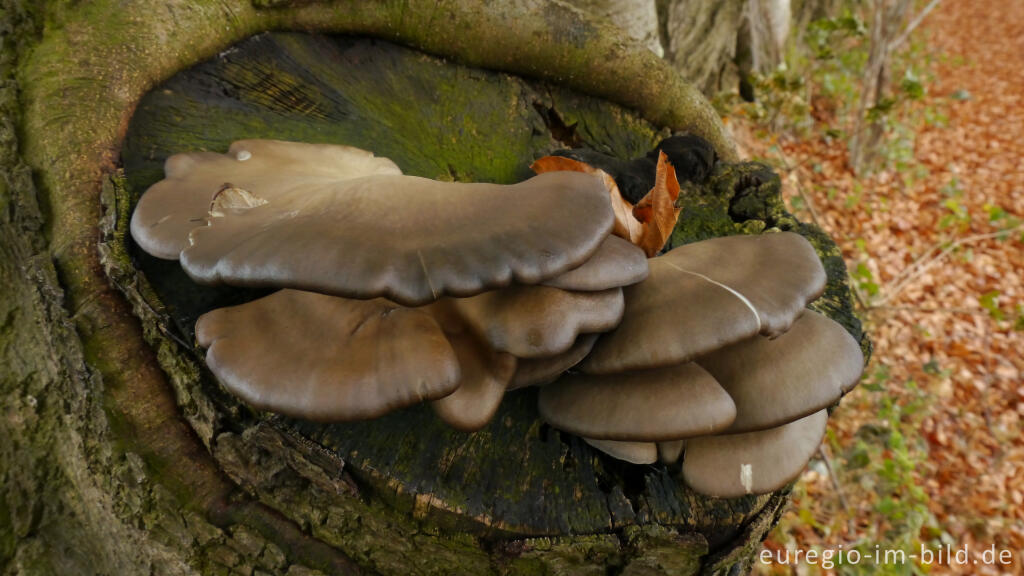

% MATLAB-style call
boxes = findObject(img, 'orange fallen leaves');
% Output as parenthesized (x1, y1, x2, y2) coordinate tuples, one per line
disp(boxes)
(531, 151, 681, 257)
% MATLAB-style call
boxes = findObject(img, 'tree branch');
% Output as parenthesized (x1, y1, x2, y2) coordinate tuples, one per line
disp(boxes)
(887, 0, 943, 53)
(875, 224, 1023, 306)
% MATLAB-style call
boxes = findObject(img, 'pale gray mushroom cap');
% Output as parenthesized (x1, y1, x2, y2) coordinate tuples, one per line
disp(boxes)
(538, 362, 736, 441)
(450, 286, 624, 358)
(181, 171, 614, 306)
(508, 333, 599, 390)
(581, 232, 826, 375)
(681, 409, 828, 498)
(195, 289, 460, 422)
(698, 310, 865, 434)
(583, 438, 658, 465)
(542, 235, 649, 291)
(130, 139, 402, 259)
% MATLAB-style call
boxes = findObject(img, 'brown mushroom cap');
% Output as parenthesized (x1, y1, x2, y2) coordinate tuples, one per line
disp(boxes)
(131, 140, 402, 259)
(538, 362, 736, 441)
(681, 409, 828, 498)
(580, 257, 761, 374)
(508, 333, 599, 390)
(195, 289, 459, 421)
(659, 232, 826, 337)
(657, 440, 686, 465)
(180, 171, 613, 306)
(542, 235, 649, 291)
(581, 232, 826, 375)
(583, 438, 658, 465)
(697, 310, 865, 433)
(450, 286, 624, 358)
(430, 330, 517, 432)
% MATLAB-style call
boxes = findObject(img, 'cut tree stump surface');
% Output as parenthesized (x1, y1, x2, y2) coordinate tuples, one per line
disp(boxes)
(118, 31, 864, 558)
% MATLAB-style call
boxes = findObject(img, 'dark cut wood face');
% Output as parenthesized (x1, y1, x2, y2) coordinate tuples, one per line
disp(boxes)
(120, 31, 769, 542)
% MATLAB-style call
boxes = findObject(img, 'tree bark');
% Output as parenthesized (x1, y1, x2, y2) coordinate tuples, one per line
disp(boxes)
(0, 2, 866, 575)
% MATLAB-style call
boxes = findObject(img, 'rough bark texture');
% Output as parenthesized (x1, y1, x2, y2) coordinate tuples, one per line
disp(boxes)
(656, 0, 840, 96)
(564, 0, 664, 56)
(1, 1, 866, 575)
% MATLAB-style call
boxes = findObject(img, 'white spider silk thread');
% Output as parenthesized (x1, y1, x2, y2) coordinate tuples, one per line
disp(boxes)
(663, 262, 762, 332)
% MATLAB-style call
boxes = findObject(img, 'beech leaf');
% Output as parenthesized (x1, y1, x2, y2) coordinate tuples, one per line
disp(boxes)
(632, 151, 682, 257)
(531, 152, 683, 257)
(531, 156, 643, 244)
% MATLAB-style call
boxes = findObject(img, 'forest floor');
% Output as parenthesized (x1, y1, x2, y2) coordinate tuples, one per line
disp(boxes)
(737, 1, 1024, 574)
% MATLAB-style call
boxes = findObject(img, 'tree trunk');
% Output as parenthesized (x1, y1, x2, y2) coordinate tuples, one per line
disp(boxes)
(0, 2, 866, 575)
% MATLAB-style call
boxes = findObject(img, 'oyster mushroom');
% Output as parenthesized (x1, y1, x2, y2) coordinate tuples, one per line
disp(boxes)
(448, 285, 625, 358)
(179, 171, 614, 306)
(542, 235, 648, 292)
(508, 333, 600, 390)
(130, 139, 402, 259)
(697, 310, 865, 434)
(581, 232, 827, 375)
(429, 329, 517, 432)
(657, 440, 686, 465)
(681, 410, 829, 498)
(583, 438, 658, 465)
(537, 362, 736, 441)
(195, 289, 460, 422)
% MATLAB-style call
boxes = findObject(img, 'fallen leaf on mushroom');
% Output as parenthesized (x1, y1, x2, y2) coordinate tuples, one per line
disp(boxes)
(130, 136, 864, 498)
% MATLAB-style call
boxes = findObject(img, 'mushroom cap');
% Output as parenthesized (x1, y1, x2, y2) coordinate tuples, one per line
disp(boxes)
(430, 330, 517, 432)
(657, 440, 686, 465)
(195, 289, 460, 421)
(581, 232, 826, 374)
(542, 235, 649, 291)
(580, 256, 761, 374)
(508, 333, 599, 390)
(538, 362, 736, 441)
(130, 139, 402, 259)
(181, 172, 614, 306)
(681, 409, 828, 498)
(450, 286, 624, 358)
(660, 232, 826, 337)
(698, 310, 865, 434)
(583, 438, 658, 465)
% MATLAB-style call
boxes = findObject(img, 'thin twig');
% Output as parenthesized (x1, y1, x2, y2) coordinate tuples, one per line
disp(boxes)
(875, 223, 1023, 306)
(888, 0, 943, 53)
(768, 143, 828, 225)
(769, 146, 882, 312)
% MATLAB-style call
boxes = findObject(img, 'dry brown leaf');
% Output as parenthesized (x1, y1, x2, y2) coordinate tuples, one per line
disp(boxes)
(531, 153, 683, 257)
(632, 151, 681, 257)
(530, 155, 643, 244)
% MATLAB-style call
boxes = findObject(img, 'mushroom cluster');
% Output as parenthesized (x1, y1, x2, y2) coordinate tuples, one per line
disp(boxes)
(130, 137, 863, 498)
(539, 233, 864, 496)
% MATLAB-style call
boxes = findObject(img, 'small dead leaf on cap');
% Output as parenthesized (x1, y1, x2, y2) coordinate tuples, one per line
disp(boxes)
(632, 151, 681, 257)
(531, 155, 642, 243)
(531, 152, 683, 257)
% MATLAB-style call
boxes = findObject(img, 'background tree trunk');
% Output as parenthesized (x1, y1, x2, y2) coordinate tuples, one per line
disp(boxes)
(1, 1, 864, 575)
